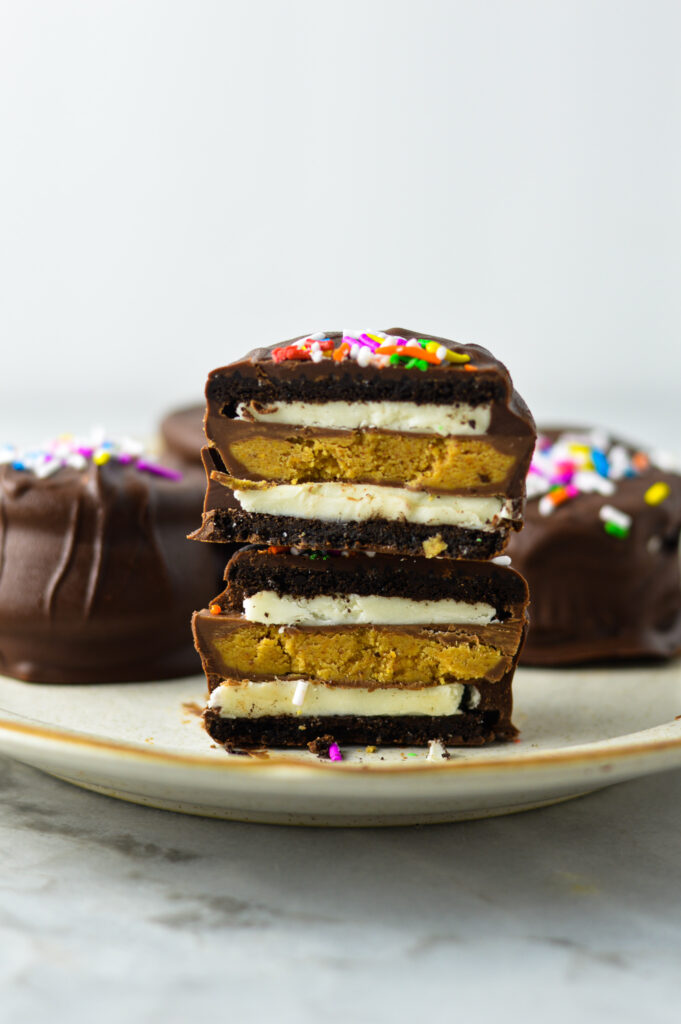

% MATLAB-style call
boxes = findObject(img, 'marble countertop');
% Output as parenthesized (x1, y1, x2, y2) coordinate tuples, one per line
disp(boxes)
(2, 755, 680, 1024)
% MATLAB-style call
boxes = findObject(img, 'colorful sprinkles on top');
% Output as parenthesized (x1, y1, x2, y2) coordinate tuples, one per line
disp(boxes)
(0, 431, 183, 481)
(528, 429, 676, 540)
(271, 332, 473, 372)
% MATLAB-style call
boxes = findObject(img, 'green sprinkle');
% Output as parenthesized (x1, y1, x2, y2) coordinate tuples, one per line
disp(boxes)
(415, 359, 428, 371)
(405, 357, 419, 369)
(604, 521, 629, 539)
(407, 752, 419, 757)
(389, 353, 403, 365)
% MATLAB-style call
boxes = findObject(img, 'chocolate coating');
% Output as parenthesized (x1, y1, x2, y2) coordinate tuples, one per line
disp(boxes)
(159, 404, 205, 466)
(507, 428, 681, 665)
(0, 459, 227, 682)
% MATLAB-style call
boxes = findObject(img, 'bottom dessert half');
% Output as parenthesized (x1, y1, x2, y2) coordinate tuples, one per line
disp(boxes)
(202, 675, 517, 749)
(193, 547, 528, 750)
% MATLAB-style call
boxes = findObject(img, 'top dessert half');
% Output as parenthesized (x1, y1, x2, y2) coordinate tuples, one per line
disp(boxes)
(194, 329, 536, 559)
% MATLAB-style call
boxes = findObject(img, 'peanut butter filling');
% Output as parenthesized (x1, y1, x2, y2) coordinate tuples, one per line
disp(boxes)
(228, 434, 515, 490)
(211, 624, 509, 686)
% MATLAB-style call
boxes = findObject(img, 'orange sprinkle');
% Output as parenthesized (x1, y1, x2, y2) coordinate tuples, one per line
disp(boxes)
(333, 342, 350, 362)
(375, 344, 440, 364)
(209, 603, 222, 616)
(550, 487, 570, 507)
(463, 364, 478, 372)
(267, 545, 288, 554)
(632, 452, 649, 471)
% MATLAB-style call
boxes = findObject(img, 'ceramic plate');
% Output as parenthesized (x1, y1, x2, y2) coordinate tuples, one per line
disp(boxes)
(1, 664, 681, 826)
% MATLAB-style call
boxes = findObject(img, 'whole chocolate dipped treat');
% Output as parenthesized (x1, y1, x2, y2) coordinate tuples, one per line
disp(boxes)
(507, 427, 681, 665)
(0, 433, 226, 683)
(195, 547, 528, 749)
(194, 328, 536, 560)
(159, 404, 205, 466)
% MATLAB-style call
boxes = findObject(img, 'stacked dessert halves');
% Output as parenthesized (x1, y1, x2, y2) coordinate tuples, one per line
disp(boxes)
(192, 329, 536, 750)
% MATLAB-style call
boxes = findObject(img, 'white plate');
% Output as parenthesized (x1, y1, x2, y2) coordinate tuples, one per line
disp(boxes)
(1, 664, 681, 826)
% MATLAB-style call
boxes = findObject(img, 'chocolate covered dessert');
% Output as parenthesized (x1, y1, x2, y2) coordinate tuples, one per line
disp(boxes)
(194, 547, 528, 748)
(0, 433, 225, 683)
(507, 428, 681, 665)
(193, 329, 536, 560)
(160, 404, 205, 466)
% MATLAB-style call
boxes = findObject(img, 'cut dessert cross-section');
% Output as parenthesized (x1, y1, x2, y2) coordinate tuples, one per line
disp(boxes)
(193, 547, 529, 749)
(192, 329, 536, 559)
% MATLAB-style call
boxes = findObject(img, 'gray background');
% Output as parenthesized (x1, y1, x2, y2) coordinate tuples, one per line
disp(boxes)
(1, 0, 679, 443)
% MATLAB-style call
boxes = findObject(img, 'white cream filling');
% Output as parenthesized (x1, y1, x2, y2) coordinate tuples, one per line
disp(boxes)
(233, 482, 511, 530)
(208, 680, 467, 718)
(236, 400, 491, 436)
(243, 591, 497, 626)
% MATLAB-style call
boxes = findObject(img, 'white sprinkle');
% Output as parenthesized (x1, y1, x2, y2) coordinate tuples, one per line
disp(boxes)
(34, 459, 61, 479)
(292, 680, 309, 707)
(357, 346, 372, 367)
(65, 453, 87, 470)
(572, 471, 615, 496)
(608, 445, 630, 480)
(492, 555, 511, 566)
(310, 348, 324, 363)
(290, 547, 301, 556)
(427, 739, 449, 762)
(350, 343, 360, 360)
(650, 449, 681, 472)
(599, 504, 632, 530)
(365, 550, 376, 557)
(436, 345, 447, 362)
(588, 428, 610, 451)
(538, 494, 555, 517)
(309, 332, 327, 341)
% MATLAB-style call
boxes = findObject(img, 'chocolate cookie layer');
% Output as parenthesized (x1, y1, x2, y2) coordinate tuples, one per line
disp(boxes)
(507, 427, 681, 665)
(0, 451, 226, 682)
(203, 706, 518, 750)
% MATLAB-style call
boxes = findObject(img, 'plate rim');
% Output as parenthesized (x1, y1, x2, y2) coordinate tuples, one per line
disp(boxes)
(2, 705, 681, 777)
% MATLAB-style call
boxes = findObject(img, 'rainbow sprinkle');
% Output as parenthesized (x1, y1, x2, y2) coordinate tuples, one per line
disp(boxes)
(0, 430, 182, 481)
(644, 482, 670, 506)
(529, 430, 678, 538)
(269, 332, 471, 371)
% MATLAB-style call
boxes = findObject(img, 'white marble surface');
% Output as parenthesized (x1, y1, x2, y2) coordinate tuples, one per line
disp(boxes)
(2, 755, 681, 1024)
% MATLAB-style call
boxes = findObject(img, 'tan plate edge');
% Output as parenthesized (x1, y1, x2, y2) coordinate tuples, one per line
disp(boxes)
(2, 711, 681, 776)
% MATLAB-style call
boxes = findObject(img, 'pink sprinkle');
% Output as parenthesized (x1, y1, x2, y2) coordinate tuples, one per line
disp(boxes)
(566, 484, 579, 498)
(328, 743, 342, 762)
(136, 458, 183, 481)
(77, 446, 94, 458)
(117, 453, 134, 464)
(358, 334, 380, 351)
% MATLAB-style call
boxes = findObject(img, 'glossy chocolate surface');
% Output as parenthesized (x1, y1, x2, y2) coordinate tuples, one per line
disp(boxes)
(507, 429, 681, 665)
(159, 404, 205, 466)
(0, 459, 226, 682)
